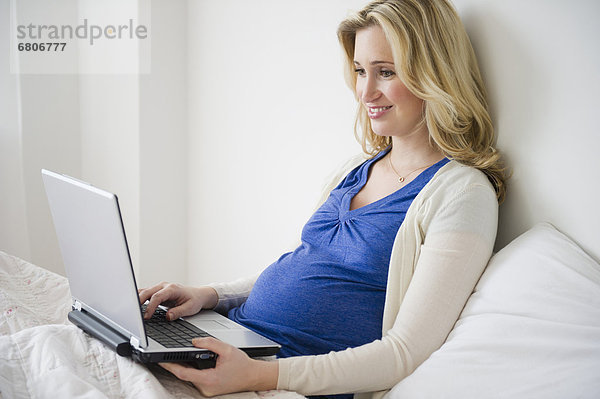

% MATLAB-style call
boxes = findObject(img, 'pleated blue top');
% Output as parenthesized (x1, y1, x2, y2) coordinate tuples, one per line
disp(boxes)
(229, 149, 449, 358)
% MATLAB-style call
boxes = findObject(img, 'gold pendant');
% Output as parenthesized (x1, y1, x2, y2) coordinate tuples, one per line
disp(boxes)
(398, 176, 405, 183)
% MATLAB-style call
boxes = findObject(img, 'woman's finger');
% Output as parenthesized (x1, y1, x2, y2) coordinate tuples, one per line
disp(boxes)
(143, 286, 177, 319)
(138, 282, 168, 304)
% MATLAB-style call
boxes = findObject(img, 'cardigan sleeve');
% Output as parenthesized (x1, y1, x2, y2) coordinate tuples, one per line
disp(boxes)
(207, 273, 260, 315)
(277, 182, 498, 396)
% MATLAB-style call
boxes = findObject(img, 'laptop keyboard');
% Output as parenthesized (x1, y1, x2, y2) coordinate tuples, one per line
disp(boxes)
(142, 305, 212, 348)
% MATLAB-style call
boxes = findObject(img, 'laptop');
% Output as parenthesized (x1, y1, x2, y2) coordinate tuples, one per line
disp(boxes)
(41, 169, 280, 368)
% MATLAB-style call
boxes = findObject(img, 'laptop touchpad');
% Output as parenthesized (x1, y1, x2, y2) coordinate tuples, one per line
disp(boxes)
(193, 320, 231, 330)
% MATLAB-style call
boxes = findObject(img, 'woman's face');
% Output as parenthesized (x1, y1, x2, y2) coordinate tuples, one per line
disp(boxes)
(354, 25, 426, 139)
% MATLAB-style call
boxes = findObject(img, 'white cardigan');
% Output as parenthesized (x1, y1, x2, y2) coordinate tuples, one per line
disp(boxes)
(209, 157, 498, 399)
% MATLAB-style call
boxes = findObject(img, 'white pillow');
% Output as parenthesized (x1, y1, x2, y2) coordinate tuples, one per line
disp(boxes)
(386, 222, 600, 399)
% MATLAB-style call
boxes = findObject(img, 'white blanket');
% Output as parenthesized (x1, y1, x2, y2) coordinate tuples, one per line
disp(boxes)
(0, 251, 304, 399)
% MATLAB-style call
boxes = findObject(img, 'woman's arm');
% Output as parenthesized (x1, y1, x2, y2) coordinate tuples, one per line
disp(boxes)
(207, 273, 261, 314)
(138, 273, 260, 319)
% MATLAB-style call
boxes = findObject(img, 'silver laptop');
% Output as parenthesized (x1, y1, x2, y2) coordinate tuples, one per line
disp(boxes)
(42, 169, 280, 368)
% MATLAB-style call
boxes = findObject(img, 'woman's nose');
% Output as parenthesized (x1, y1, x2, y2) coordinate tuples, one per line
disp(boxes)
(359, 75, 380, 103)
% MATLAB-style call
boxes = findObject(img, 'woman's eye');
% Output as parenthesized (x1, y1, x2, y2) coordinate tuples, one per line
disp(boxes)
(354, 68, 366, 76)
(381, 70, 395, 78)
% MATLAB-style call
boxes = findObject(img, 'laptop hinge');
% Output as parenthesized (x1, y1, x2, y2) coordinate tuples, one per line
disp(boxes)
(73, 300, 82, 311)
(67, 309, 132, 357)
(130, 336, 140, 349)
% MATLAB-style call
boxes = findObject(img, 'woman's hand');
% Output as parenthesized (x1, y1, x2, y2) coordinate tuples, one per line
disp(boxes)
(159, 337, 278, 396)
(138, 282, 218, 320)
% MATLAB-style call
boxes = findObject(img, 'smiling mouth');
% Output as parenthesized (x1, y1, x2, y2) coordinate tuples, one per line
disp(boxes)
(369, 106, 392, 113)
(368, 105, 393, 118)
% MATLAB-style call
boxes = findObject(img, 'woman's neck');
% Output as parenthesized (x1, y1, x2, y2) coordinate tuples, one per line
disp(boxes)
(388, 132, 444, 171)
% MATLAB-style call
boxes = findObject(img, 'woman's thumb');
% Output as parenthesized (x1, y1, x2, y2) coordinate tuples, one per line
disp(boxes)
(191, 337, 229, 355)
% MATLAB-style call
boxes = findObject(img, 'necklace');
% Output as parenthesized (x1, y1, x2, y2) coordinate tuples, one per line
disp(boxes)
(388, 155, 436, 184)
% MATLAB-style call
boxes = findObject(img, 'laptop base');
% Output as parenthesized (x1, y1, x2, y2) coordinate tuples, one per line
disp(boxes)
(68, 309, 218, 368)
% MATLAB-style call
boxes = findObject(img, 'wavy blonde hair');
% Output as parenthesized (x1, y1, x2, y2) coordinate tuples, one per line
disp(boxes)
(338, 0, 506, 202)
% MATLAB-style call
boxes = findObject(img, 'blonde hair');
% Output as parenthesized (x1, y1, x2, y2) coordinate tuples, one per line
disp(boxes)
(338, 0, 506, 202)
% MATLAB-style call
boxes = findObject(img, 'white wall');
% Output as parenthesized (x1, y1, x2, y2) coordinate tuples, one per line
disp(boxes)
(20, 74, 81, 273)
(138, 0, 188, 287)
(186, 0, 368, 285)
(76, 0, 189, 288)
(453, 0, 600, 261)
(2, 0, 189, 289)
(77, 0, 141, 281)
(0, 0, 31, 262)
(1, 0, 81, 273)
(78, 75, 141, 273)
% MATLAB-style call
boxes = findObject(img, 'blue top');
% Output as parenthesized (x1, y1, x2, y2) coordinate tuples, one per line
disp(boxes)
(229, 150, 449, 358)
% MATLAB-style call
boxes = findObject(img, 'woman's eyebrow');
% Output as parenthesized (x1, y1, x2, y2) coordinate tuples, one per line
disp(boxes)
(353, 60, 395, 66)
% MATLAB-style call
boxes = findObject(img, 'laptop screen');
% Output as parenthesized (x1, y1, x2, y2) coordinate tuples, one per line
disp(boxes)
(42, 169, 147, 347)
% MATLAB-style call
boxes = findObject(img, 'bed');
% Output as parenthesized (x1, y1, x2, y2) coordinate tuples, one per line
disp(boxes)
(2, 223, 599, 398)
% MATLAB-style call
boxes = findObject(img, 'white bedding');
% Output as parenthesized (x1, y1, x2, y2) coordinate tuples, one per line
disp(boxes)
(0, 252, 304, 399)
(4, 223, 600, 399)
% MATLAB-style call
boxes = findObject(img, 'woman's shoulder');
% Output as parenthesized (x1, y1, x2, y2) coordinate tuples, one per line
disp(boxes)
(408, 160, 498, 234)
(420, 160, 497, 206)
